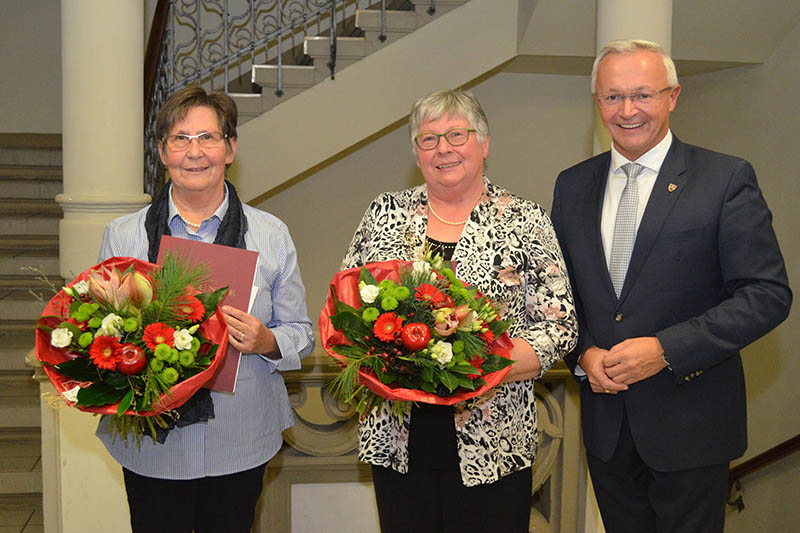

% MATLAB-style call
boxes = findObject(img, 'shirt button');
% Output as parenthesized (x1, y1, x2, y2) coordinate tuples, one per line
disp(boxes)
(614, 312, 623, 322)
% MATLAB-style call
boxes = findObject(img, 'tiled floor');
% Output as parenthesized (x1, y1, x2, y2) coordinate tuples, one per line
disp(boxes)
(0, 494, 42, 533)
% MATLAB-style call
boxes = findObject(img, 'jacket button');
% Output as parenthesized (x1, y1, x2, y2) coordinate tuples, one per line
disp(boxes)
(614, 312, 623, 322)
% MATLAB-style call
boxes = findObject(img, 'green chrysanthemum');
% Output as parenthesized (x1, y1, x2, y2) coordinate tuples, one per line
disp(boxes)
(153, 343, 171, 361)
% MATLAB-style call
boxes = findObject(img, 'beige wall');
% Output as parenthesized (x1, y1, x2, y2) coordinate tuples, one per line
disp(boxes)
(255, 71, 594, 321)
(256, 18, 799, 530)
(0, 0, 62, 133)
(670, 20, 800, 532)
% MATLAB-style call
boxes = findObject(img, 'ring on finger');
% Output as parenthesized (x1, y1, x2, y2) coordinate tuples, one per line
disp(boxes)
(239, 332, 245, 341)
(603, 389, 611, 394)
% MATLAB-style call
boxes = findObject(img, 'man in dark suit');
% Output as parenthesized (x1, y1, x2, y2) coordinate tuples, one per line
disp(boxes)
(550, 40, 792, 532)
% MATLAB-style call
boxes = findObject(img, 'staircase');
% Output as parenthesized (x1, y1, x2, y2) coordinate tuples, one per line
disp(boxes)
(230, 0, 464, 123)
(229, 0, 520, 201)
(0, 134, 62, 532)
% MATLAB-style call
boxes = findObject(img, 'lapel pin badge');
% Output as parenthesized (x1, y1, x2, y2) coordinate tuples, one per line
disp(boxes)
(667, 183, 678, 193)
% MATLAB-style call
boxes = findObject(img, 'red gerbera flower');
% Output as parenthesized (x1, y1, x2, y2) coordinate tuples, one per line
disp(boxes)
(479, 327, 495, 345)
(415, 284, 439, 304)
(373, 312, 403, 342)
(467, 355, 486, 380)
(431, 291, 454, 309)
(89, 335, 122, 370)
(143, 322, 175, 350)
(174, 295, 205, 322)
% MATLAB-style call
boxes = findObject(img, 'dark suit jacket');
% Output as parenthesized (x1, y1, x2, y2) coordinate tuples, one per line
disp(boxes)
(551, 137, 791, 471)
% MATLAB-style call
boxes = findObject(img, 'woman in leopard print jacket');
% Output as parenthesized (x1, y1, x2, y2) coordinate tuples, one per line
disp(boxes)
(339, 89, 577, 533)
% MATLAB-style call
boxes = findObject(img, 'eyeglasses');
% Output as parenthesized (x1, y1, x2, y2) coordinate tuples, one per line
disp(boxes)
(162, 131, 227, 151)
(594, 87, 674, 108)
(414, 128, 477, 151)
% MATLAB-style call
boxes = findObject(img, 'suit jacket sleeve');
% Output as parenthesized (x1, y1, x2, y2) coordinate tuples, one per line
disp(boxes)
(655, 159, 791, 381)
(551, 174, 597, 373)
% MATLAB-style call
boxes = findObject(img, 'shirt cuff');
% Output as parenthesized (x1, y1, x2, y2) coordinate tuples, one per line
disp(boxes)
(262, 326, 302, 372)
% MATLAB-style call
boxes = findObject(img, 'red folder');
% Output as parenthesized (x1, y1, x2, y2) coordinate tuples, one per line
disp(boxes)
(157, 235, 258, 393)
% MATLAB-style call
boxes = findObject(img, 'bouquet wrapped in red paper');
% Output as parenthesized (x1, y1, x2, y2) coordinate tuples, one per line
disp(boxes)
(35, 255, 228, 443)
(320, 253, 514, 416)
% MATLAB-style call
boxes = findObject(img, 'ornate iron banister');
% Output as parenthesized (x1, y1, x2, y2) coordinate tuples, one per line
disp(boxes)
(144, 0, 386, 196)
(727, 433, 800, 511)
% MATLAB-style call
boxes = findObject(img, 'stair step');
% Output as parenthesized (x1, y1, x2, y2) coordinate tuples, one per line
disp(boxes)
(0, 166, 62, 200)
(0, 235, 59, 253)
(0, 200, 60, 217)
(0, 250, 60, 279)
(0, 371, 40, 429)
(0, 199, 60, 236)
(412, 0, 468, 20)
(0, 329, 36, 371)
(304, 36, 369, 79)
(0, 276, 63, 291)
(0, 429, 40, 443)
(0, 290, 50, 323)
(252, 64, 317, 88)
(230, 93, 264, 125)
(356, 9, 418, 47)
(0, 493, 43, 528)
(0, 472, 42, 495)
(0, 148, 61, 168)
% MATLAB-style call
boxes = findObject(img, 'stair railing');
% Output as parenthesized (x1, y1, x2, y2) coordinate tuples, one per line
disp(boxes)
(144, 0, 385, 196)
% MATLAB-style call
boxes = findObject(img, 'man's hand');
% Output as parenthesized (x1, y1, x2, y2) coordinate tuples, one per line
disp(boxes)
(580, 346, 628, 394)
(604, 336, 666, 385)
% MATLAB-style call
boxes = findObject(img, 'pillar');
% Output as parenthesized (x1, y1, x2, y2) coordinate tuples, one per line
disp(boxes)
(43, 2, 150, 531)
(593, 0, 673, 154)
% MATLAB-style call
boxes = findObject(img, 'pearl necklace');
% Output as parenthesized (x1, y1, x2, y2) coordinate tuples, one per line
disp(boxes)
(181, 217, 202, 229)
(428, 202, 469, 226)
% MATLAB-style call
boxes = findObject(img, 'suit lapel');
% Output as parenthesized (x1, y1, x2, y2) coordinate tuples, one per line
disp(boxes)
(584, 155, 618, 300)
(618, 138, 689, 302)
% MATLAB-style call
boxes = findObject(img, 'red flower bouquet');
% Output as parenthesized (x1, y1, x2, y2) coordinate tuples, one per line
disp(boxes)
(35, 255, 228, 443)
(320, 254, 514, 416)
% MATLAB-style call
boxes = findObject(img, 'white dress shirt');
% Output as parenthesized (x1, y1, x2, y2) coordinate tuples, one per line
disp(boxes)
(575, 131, 673, 375)
(600, 130, 673, 266)
(94, 185, 314, 479)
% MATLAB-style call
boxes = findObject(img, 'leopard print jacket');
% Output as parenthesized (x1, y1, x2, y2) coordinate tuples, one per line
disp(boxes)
(340, 178, 577, 486)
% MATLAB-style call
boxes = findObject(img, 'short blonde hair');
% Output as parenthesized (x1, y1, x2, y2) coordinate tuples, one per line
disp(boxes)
(591, 39, 679, 94)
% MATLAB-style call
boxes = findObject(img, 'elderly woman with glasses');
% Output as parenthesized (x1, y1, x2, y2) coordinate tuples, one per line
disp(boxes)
(94, 86, 314, 533)
(340, 89, 577, 533)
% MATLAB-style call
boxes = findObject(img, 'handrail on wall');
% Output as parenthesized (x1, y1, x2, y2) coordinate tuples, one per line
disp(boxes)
(727, 433, 800, 511)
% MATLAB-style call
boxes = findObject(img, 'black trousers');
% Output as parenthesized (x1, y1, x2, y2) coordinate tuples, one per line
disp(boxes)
(122, 462, 267, 533)
(586, 410, 728, 533)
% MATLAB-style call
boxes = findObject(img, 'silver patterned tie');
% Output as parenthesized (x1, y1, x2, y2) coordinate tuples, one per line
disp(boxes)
(609, 163, 643, 297)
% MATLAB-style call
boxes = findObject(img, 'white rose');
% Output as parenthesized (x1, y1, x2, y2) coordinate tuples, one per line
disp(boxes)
(98, 313, 124, 337)
(359, 282, 380, 304)
(174, 329, 193, 351)
(430, 340, 454, 368)
(50, 328, 73, 348)
(62, 385, 81, 403)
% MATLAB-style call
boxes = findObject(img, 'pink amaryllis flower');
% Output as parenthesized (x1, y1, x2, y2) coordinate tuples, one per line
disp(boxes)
(88, 267, 153, 311)
(433, 305, 475, 337)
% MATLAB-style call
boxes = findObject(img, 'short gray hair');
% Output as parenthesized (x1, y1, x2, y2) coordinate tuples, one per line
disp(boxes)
(408, 89, 490, 154)
(591, 39, 679, 94)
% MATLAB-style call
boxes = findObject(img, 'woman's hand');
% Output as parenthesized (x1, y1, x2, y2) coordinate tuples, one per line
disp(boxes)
(501, 337, 542, 383)
(221, 305, 280, 359)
